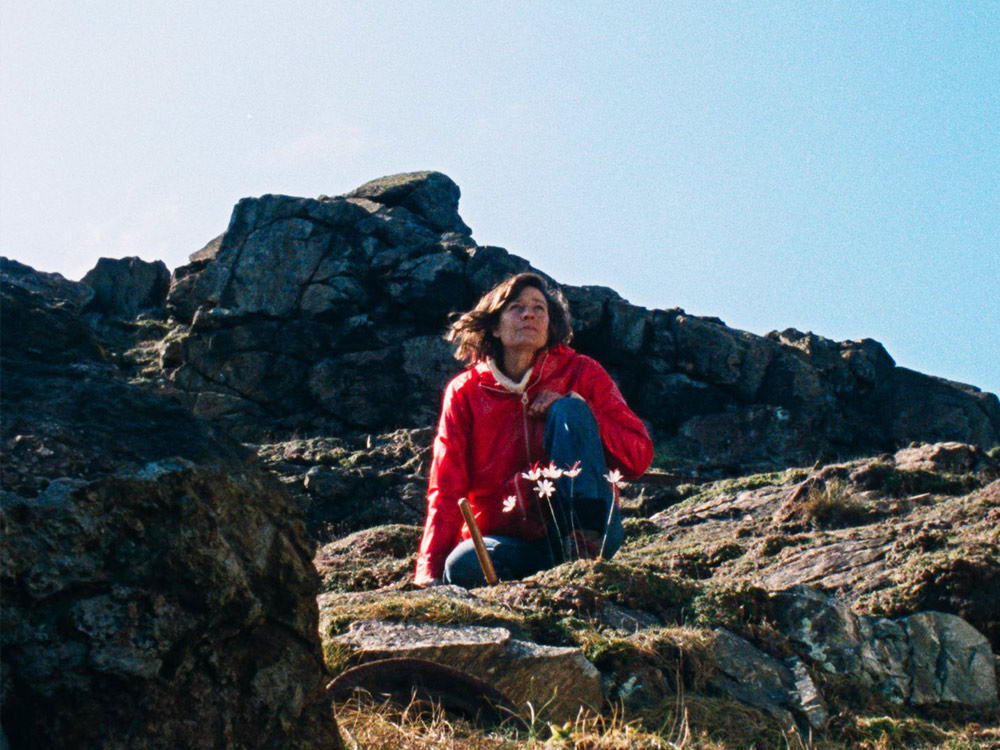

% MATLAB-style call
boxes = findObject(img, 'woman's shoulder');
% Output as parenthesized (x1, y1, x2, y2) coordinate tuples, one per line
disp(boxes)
(550, 345, 604, 373)
(445, 361, 491, 392)
(546, 347, 617, 394)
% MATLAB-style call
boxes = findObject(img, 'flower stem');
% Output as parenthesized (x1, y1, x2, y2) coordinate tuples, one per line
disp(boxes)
(598, 484, 618, 561)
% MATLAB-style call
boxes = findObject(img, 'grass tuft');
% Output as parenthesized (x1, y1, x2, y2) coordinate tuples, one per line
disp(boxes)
(801, 479, 870, 529)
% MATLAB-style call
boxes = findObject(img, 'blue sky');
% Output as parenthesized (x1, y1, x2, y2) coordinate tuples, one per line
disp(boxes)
(2, 2, 998, 395)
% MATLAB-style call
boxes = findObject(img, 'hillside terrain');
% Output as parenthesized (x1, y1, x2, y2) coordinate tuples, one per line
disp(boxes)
(2, 172, 998, 749)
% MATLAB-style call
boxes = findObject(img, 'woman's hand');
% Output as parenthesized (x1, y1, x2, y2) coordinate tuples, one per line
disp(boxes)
(528, 390, 563, 419)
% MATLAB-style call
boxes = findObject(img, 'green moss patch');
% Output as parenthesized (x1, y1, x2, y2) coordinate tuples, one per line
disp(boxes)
(850, 461, 982, 497)
(530, 559, 699, 619)
(314, 524, 422, 593)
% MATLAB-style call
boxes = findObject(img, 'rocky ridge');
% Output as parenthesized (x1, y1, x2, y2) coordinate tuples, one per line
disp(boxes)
(154, 171, 998, 471)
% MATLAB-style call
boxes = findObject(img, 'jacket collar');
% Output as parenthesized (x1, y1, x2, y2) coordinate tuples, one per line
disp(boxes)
(475, 345, 569, 393)
(486, 358, 533, 393)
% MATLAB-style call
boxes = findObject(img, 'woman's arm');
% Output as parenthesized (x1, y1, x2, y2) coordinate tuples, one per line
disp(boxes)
(414, 379, 474, 585)
(573, 356, 653, 479)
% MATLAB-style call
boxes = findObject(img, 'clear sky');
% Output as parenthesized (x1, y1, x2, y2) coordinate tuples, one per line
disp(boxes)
(2, 2, 998, 395)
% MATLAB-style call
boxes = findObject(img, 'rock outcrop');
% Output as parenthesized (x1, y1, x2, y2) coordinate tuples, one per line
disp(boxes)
(82, 256, 171, 319)
(1, 269, 341, 748)
(709, 628, 828, 732)
(770, 587, 998, 710)
(156, 172, 999, 469)
(634, 450, 1000, 652)
(315, 563, 996, 739)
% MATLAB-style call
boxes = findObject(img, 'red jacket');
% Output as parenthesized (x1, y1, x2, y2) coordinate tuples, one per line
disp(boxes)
(414, 345, 653, 584)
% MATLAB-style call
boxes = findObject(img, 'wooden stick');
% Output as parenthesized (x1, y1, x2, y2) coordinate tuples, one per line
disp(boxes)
(458, 498, 498, 585)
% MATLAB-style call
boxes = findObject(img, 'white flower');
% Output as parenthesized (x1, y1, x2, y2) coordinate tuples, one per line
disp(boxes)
(604, 469, 624, 487)
(502, 495, 517, 513)
(564, 461, 582, 478)
(522, 467, 543, 482)
(534, 479, 556, 499)
(542, 462, 563, 479)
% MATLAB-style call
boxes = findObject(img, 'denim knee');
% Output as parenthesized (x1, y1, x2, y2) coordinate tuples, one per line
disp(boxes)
(443, 541, 486, 587)
(545, 397, 603, 464)
(545, 395, 610, 508)
(548, 395, 595, 429)
(444, 536, 553, 587)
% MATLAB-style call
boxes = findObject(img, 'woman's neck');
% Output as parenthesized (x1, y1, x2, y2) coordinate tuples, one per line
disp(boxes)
(500, 348, 539, 382)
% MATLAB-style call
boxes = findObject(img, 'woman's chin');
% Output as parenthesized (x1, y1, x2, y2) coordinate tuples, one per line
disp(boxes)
(510, 337, 546, 352)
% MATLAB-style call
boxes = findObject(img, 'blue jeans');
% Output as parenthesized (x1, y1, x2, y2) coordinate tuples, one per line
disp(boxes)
(444, 397, 624, 587)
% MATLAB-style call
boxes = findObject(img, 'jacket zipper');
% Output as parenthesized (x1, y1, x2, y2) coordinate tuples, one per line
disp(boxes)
(479, 350, 551, 468)
(521, 391, 531, 465)
(522, 351, 550, 465)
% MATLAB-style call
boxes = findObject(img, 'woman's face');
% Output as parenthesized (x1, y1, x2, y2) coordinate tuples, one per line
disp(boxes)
(493, 286, 550, 355)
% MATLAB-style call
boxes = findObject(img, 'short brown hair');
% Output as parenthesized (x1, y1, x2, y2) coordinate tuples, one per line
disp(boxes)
(447, 273, 573, 364)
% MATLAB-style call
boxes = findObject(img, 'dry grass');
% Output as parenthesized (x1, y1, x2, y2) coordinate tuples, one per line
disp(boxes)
(333, 692, 1000, 750)
(838, 714, 1000, 750)
(332, 689, 848, 750)
(334, 695, 737, 749)
(334, 696, 508, 749)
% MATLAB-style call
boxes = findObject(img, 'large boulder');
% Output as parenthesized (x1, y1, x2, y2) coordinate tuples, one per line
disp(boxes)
(332, 618, 602, 722)
(0, 276, 341, 749)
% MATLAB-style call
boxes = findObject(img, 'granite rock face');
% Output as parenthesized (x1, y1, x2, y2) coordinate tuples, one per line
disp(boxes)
(709, 628, 828, 732)
(769, 587, 998, 710)
(157, 172, 999, 467)
(0, 274, 341, 749)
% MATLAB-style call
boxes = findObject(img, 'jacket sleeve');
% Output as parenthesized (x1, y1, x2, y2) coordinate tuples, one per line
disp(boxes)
(574, 356, 653, 480)
(414, 377, 473, 584)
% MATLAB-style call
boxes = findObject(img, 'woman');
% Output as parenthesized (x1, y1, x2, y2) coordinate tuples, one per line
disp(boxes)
(414, 273, 653, 587)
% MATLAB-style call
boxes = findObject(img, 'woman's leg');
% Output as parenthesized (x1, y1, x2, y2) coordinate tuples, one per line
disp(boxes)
(443, 535, 551, 587)
(543, 396, 623, 560)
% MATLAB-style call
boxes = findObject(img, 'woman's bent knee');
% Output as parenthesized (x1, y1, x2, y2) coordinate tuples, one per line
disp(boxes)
(548, 395, 594, 423)
(443, 541, 485, 587)
(444, 536, 552, 587)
